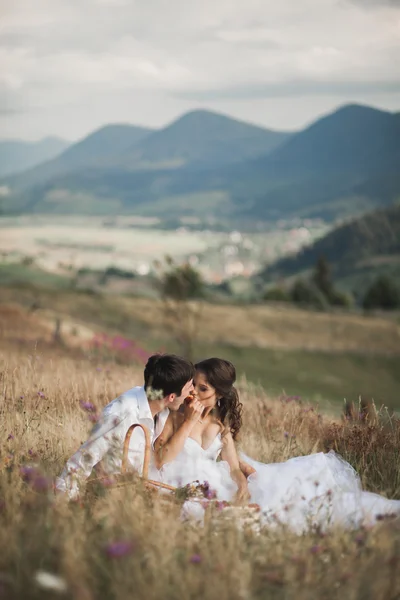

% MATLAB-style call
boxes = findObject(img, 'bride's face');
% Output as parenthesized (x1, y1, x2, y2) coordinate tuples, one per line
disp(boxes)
(194, 371, 218, 409)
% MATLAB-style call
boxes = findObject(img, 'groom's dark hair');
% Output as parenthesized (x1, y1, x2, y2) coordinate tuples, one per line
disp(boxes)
(144, 353, 195, 398)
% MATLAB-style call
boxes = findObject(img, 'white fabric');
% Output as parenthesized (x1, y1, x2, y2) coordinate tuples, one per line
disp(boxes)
(56, 386, 169, 499)
(157, 435, 400, 532)
(160, 435, 237, 502)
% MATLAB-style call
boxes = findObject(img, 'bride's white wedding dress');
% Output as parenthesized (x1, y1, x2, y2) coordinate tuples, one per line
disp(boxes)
(157, 434, 400, 533)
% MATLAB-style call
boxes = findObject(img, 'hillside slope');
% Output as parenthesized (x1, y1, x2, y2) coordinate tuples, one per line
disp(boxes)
(0, 137, 69, 177)
(258, 204, 400, 294)
(4, 124, 153, 191)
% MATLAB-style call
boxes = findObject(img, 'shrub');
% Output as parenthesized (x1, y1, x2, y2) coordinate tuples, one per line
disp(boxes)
(329, 289, 353, 308)
(363, 275, 400, 310)
(161, 262, 205, 301)
(290, 279, 328, 310)
(263, 286, 291, 302)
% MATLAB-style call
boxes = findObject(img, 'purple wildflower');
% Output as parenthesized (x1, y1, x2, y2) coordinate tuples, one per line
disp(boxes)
(32, 475, 51, 492)
(284, 431, 289, 439)
(105, 541, 134, 558)
(20, 395, 24, 400)
(79, 400, 96, 413)
(189, 554, 202, 564)
(20, 466, 51, 492)
(7, 433, 14, 441)
(205, 488, 217, 500)
(96, 367, 102, 372)
(310, 545, 323, 554)
(20, 465, 35, 480)
(38, 391, 45, 398)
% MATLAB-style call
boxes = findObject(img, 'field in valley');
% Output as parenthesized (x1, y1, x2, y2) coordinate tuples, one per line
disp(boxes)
(0, 307, 399, 599)
(0, 214, 329, 284)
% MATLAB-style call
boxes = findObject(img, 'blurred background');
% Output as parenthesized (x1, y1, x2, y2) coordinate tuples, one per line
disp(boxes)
(0, 0, 399, 415)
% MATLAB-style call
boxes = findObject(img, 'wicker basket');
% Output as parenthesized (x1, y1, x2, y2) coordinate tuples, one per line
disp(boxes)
(121, 423, 176, 492)
(87, 423, 176, 494)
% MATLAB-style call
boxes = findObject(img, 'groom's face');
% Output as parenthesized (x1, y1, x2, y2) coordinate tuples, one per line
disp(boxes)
(167, 379, 194, 411)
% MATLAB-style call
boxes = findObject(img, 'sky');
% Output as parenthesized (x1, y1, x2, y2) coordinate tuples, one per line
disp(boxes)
(1, 0, 399, 141)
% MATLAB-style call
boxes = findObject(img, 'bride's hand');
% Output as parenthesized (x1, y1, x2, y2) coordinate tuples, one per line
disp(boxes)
(234, 483, 250, 506)
(183, 396, 204, 424)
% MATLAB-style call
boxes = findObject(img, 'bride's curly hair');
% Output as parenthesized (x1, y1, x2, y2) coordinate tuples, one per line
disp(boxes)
(195, 358, 243, 440)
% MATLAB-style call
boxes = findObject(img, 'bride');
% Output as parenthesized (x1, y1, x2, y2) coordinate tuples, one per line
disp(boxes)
(154, 358, 400, 533)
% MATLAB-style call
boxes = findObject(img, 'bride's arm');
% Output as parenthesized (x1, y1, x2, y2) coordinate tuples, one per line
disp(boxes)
(239, 459, 256, 478)
(221, 430, 250, 504)
(153, 399, 203, 469)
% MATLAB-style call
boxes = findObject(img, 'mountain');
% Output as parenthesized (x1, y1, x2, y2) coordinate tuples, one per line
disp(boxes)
(1, 111, 290, 215)
(122, 110, 290, 169)
(58, 123, 153, 167)
(226, 104, 400, 221)
(260, 104, 398, 175)
(6, 111, 289, 190)
(4, 124, 154, 191)
(257, 204, 400, 295)
(0, 137, 69, 177)
(2, 104, 399, 223)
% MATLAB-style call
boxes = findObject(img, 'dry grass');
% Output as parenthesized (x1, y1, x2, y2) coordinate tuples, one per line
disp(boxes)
(1, 286, 399, 354)
(1, 318, 400, 599)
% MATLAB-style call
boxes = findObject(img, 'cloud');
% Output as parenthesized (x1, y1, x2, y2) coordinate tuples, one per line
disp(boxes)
(175, 79, 400, 101)
(0, 108, 23, 115)
(347, 0, 400, 7)
(0, 0, 399, 138)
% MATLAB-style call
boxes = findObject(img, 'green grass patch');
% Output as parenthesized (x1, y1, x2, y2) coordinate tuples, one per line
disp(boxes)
(0, 263, 71, 289)
(192, 343, 400, 414)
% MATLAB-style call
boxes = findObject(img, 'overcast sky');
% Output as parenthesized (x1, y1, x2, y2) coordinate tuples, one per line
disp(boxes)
(1, 0, 399, 141)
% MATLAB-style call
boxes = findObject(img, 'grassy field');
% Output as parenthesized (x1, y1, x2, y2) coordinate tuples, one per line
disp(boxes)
(193, 344, 400, 414)
(0, 285, 399, 413)
(0, 319, 400, 599)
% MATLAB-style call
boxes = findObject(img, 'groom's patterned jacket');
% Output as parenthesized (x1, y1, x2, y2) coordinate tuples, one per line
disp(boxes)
(56, 386, 168, 499)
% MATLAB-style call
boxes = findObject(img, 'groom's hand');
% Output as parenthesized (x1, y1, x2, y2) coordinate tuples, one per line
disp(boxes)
(183, 396, 204, 424)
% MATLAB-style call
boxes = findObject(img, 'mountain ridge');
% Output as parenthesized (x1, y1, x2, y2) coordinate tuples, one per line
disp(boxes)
(1, 104, 399, 224)
(0, 137, 70, 177)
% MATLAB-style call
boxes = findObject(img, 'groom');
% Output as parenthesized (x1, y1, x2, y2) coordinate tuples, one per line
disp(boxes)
(56, 353, 195, 499)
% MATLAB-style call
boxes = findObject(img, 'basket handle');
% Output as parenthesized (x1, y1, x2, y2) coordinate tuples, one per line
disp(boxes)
(121, 423, 151, 478)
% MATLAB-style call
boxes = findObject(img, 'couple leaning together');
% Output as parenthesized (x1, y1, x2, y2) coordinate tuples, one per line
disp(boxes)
(57, 354, 400, 533)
